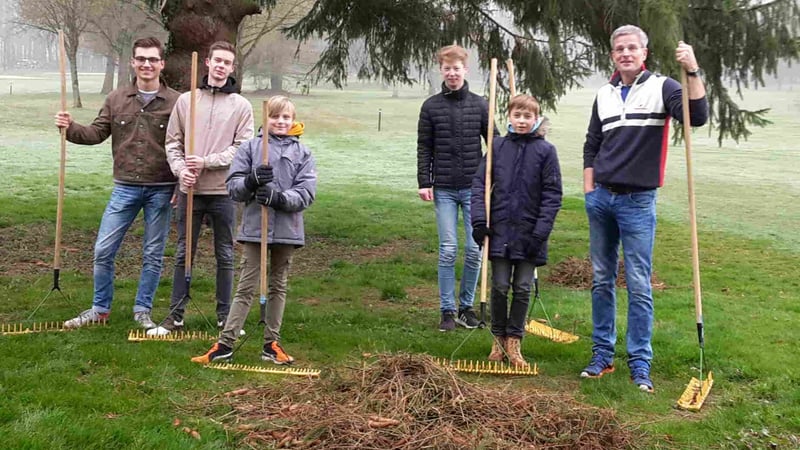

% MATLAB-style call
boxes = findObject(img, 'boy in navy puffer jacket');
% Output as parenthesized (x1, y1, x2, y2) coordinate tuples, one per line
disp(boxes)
(471, 95, 563, 368)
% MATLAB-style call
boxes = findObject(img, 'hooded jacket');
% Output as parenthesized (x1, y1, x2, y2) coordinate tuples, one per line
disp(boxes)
(417, 81, 493, 189)
(471, 120, 562, 265)
(227, 125, 316, 246)
(166, 76, 254, 195)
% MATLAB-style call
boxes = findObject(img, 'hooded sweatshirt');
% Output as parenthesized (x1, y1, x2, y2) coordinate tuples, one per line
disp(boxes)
(166, 75, 254, 195)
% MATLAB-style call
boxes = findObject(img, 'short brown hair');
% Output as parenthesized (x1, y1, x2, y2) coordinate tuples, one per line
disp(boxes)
(508, 94, 541, 116)
(267, 95, 296, 119)
(208, 41, 236, 60)
(436, 45, 468, 65)
(132, 37, 164, 59)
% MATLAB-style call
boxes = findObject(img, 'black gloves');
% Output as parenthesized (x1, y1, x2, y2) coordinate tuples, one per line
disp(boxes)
(255, 184, 286, 209)
(525, 237, 544, 260)
(472, 222, 492, 246)
(244, 164, 274, 191)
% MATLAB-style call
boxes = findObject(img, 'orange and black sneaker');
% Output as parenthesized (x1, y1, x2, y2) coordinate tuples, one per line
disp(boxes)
(190, 342, 233, 364)
(261, 341, 295, 365)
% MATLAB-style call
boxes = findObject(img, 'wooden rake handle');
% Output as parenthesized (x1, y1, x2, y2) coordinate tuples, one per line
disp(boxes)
(479, 59, 498, 307)
(260, 101, 271, 305)
(54, 30, 68, 272)
(185, 52, 198, 279)
(680, 70, 704, 333)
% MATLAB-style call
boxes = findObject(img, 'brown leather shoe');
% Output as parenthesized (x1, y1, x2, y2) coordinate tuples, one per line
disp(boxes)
(505, 336, 530, 369)
(488, 335, 506, 362)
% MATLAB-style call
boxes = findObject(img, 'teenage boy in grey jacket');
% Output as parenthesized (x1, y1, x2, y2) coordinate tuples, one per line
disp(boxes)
(192, 95, 316, 365)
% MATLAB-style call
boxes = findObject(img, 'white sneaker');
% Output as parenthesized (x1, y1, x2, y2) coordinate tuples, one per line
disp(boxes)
(64, 309, 109, 329)
(133, 311, 156, 329)
(147, 326, 171, 337)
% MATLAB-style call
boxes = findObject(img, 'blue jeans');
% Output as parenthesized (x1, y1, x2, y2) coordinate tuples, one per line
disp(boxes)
(92, 184, 174, 314)
(585, 185, 657, 368)
(168, 193, 236, 322)
(434, 187, 482, 313)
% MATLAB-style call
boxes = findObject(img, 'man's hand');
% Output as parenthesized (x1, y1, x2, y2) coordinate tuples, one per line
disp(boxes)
(54, 111, 72, 129)
(185, 155, 205, 171)
(418, 188, 433, 201)
(675, 41, 699, 73)
(471, 222, 492, 247)
(179, 168, 197, 189)
(245, 164, 274, 191)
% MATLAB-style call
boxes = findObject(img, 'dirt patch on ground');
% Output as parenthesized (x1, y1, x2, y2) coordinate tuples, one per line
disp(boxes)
(205, 354, 638, 449)
(0, 223, 419, 281)
(548, 256, 667, 291)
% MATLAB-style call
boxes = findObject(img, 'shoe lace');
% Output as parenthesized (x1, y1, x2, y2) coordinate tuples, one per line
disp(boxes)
(272, 342, 290, 359)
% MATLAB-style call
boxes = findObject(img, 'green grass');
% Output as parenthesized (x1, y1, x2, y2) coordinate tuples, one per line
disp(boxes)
(0, 74, 799, 449)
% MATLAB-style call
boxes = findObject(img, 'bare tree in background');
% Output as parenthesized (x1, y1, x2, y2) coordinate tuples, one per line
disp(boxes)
(86, 0, 164, 93)
(18, 0, 99, 107)
(235, 0, 309, 90)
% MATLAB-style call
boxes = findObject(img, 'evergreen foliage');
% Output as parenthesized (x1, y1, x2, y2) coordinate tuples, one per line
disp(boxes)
(287, 0, 799, 144)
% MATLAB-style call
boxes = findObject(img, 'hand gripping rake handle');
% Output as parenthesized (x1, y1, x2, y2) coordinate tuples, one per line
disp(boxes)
(681, 69, 706, 376)
(478, 59, 498, 327)
(184, 52, 198, 301)
(259, 100, 271, 325)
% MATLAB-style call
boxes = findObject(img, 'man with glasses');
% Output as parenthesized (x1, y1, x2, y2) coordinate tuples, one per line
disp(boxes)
(55, 37, 180, 329)
(580, 25, 708, 393)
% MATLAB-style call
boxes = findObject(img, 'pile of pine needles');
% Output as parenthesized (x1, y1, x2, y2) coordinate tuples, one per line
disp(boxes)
(211, 353, 638, 449)
(548, 256, 665, 291)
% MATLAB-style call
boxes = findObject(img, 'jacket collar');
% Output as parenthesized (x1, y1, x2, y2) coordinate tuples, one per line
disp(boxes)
(200, 75, 239, 93)
(609, 68, 651, 87)
(124, 80, 171, 99)
(441, 80, 470, 100)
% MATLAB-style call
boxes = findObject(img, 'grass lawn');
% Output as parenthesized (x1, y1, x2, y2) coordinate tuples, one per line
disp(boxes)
(0, 73, 798, 449)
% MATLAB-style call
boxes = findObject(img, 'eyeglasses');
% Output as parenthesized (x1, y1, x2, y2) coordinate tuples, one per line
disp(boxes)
(613, 45, 643, 54)
(133, 56, 162, 64)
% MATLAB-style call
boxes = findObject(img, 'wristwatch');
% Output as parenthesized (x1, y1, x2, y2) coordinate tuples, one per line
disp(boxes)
(687, 67, 702, 77)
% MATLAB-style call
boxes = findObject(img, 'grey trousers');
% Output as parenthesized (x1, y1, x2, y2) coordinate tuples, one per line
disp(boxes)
(219, 242, 294, 348)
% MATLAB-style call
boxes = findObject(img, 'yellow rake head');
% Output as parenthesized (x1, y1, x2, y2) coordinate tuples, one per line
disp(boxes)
(127, 329, 216, 342)
(676, 371, 713, 411)
(206, 362, 320, 377)
(1, 320, 106, 336)
(435, 358, 539, 376)
(525, 320, 579, 344)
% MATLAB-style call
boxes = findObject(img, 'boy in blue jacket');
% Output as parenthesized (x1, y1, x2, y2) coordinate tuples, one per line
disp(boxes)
(471, 95, 563, 368)
(192, 96, 317, 365)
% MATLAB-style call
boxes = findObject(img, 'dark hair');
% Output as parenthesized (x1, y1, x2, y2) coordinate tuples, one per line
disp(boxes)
(208, 41, 236, 60)
(132, 37, 165, 59)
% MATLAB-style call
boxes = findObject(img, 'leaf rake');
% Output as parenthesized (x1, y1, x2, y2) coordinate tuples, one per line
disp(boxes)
(435, 358, 539, 376)
(127, 329, 216, 342)
(1, 320, 106, 336)
(525, 268, 579, 344)
(206, 363, 320, 377)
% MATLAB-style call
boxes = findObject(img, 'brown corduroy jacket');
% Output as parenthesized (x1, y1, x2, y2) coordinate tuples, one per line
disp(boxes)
(66, 82, 180, 185)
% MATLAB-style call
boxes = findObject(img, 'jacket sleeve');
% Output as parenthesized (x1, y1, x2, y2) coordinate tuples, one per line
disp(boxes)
(470, 155, 487, 226)
(165, 96, 187, 177)
(416, 103, 433, 189)
(582, 98, 602, 169)
(280, 145, 317, 213)
(663, 77, 709, 126)
(205, 98, 255, 169)
(65, 96, 113, 145)
(533, 144, 563, 242)
(226, 139, 256, 202)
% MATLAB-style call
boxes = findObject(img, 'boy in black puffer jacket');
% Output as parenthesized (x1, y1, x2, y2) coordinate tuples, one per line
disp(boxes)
(471, 95, 563, 368)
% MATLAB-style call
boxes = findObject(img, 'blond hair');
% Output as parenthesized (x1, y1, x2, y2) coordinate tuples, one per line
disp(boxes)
(267, 95, 296, 119)
(436, 45, 468, 65)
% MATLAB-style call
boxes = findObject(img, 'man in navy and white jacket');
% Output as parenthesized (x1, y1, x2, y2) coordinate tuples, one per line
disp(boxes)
(580, 24, 708, 393)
